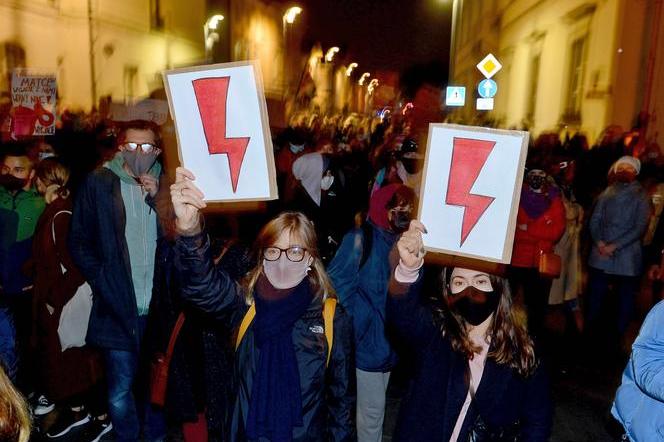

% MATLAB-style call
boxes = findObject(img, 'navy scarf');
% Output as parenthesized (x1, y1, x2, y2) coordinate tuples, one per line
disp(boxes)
(245, 278, 313, 441)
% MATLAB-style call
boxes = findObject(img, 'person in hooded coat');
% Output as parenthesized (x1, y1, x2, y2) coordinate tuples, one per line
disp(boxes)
(328, 184, 416, 442)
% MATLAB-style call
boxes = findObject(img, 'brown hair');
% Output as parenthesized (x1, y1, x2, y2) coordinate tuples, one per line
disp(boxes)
(243, 211, 336, 303)
(0, 366, 31, 442)
(431, 268, 537, 377)
(35, 157, 70, 200)
(116, 120, 161, 148)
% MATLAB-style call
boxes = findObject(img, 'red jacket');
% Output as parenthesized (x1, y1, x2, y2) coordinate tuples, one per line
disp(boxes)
(511, 194, 566, 268)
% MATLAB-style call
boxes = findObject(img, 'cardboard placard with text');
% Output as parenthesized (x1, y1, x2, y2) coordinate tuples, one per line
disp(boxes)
(163, 61, 277, 202)
(418, 124, 529, 264)
(11, 70, 57, 136)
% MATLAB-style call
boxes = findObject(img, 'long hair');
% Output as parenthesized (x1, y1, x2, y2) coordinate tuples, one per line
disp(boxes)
(0, 366, 31, 442)
(431, 268, 537, 377)
(243, 211, 336, 303)
(35, 157, 70, 199)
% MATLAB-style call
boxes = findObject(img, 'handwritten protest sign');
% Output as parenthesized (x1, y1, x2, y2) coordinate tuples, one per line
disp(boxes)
(418, 124, 529, 263)
(163, 61, 277, 202)
(11, 70, 56, 136)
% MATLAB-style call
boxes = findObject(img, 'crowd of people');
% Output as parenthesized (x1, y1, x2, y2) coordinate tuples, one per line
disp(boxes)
(0, 106, 663, 442)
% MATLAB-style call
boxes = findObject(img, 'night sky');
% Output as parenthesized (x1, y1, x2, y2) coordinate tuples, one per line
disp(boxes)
(300, 0, 452, 89)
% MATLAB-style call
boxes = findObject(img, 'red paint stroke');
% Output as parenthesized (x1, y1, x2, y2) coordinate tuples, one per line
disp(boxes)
(192, 77, 250, 193)
(445, 137, 496, 246)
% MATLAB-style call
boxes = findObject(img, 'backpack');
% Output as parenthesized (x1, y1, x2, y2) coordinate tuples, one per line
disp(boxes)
(235, 297, 337, 366)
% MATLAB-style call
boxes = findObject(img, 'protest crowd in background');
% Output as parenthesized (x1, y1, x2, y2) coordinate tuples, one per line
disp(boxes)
(0, 98, 663, 442)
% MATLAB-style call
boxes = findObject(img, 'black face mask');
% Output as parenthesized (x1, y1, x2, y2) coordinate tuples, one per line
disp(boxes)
(0, 174, 27, 192)
(449, 286, 500, 326)
(122, 150, 159, 177)
(389, 210, 411, 233)
(527, 175, 545, 191)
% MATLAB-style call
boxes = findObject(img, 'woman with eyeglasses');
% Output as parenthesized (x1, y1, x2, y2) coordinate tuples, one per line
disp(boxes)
(386, 221, 552, 442)
(170, 167, 355, 442)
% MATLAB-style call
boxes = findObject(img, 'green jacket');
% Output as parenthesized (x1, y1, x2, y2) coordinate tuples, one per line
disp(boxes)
(0, 186, 45, 293)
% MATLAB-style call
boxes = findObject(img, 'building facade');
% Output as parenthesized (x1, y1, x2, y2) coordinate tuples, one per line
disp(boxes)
(0, 0, 206, 110)
(449, 0, 663, 145)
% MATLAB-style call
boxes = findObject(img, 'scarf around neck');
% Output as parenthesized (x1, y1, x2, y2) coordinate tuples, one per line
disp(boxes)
(245, 277, 313, 441)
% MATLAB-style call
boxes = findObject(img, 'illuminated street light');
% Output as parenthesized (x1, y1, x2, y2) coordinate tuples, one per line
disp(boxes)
(325, 46, 340, 62)
(345, 62, 358, 76)
(283, 6, 302, 24)
(368, 79, 379, 94)
(204, 14, 224, 61)
(358, 72, 370, 85)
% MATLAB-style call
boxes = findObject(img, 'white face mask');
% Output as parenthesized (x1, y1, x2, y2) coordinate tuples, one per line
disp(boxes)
(263, 256, 312, 289)
(321, 175, 335, 191)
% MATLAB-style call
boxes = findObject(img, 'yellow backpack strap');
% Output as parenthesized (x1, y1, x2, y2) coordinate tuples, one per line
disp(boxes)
(323, 298, 337, 367)
(236, 304, 256, 351)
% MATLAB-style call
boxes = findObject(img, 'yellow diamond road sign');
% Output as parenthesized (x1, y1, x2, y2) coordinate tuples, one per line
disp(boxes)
(477, 54, 502, 79)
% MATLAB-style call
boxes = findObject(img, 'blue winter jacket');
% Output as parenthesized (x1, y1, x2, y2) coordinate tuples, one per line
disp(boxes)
(612, 300, 664, 441)
(588, 181, 650, 276)
(328, 222, 398, 372)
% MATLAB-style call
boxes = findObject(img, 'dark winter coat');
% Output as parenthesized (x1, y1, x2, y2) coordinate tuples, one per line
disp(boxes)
(68, 167, 161, 351)
(328, 222, 398, 372)
(32, 197, 102, 401)
(175, 231, 355, 442)
(386, 275, 552, 442)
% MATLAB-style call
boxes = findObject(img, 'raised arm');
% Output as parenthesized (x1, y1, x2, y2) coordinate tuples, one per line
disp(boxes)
(386, 221, 436, 344)
(171, 167, 245, 323)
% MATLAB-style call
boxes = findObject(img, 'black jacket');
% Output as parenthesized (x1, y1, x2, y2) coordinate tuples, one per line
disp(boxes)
(68, 167, 160, 350)
(386, 275, 552, 442)
(175, 231, 356, 442)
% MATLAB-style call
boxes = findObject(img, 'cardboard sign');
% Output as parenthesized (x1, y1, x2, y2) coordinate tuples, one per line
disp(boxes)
(163, 61, 277, 202)
(418, 124, 529, 263)
(109, 99, 169, 125)
(10, 70, 57, 136)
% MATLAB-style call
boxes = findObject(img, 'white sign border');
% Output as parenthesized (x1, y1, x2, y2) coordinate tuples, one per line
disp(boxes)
(162, 60, 278, 203)
(417, 123, 529, 264)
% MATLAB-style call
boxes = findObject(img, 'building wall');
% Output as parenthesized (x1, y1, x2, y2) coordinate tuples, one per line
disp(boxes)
(450, 0, 662, 144)
(0, 0, 205, 110)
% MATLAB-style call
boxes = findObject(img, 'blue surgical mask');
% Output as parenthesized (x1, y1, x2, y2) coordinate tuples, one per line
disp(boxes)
(289, 143, 305, 154)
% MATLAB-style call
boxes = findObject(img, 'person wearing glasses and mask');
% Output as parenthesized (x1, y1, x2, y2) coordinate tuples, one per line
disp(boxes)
(327, 183, 416, 442)
(69, 120, 168, 442)
(386, 221, 552, 441)
(170, 167, 355, 442)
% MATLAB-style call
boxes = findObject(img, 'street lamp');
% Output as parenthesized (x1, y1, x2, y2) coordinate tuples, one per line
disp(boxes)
(368, 79, 379, 94)
(325, 46, 340, 62)
(204, 14, 224, 62)
(358, 72, 370, 85)
(283, 6, 302, 24)
(346, 62, 358, 77)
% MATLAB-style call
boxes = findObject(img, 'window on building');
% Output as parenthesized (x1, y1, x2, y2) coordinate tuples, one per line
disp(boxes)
(4, 43, 26, 72)
(564, 36, 586, 122)
(526, 54, 540, 122)
(150, 0, 165, 30)
(123, 65, 138, 101)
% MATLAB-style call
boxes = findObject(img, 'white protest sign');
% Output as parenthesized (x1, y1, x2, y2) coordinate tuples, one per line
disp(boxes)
(418, 124, 529, 263)
(163, 61, 277, 202)
(11, 70, 57, 136)
(109, 99, 169, 125)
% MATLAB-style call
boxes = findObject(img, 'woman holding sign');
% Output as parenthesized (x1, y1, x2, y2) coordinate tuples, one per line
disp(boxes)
(386, 221, 552, 442)
(170, 167, 355, 442)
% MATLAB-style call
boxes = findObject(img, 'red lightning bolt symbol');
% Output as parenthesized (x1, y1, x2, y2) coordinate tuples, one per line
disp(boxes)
(192, 77, 250, 193)
(445, 137, 496, 246)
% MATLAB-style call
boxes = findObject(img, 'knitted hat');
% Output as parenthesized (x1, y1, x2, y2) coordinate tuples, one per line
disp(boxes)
(610, 155, 641, 175)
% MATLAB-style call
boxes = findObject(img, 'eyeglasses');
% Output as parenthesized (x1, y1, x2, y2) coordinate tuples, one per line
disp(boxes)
(123, 142, 158, 153)
(263, 246, 307, 262)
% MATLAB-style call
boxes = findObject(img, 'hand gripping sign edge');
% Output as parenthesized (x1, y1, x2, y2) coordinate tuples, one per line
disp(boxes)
(445, 137, 496, 247)
(192, 76, 251, 193)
